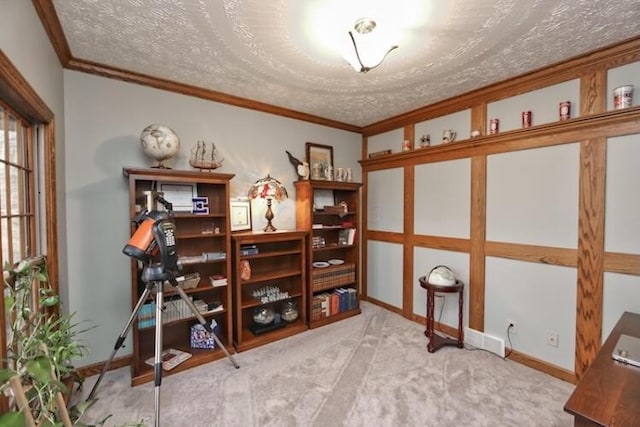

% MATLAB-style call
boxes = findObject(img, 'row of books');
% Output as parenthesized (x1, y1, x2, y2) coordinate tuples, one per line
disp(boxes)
(311, 288, 358, 321)
(138, 297, 223, 329)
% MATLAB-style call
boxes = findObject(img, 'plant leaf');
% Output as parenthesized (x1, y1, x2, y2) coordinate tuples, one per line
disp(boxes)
(0, 369, 18, 383)
(0, 412, 26, 427)
(25, 357, 52, 384)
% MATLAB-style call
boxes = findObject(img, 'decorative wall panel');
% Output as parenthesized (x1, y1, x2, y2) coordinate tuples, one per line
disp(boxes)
(485, 257, 577, 371)
(486, 143, 579, 248)
(367, 241, 403, 308)
(414, 158, 471, 238)
(367, 168, 404, 232)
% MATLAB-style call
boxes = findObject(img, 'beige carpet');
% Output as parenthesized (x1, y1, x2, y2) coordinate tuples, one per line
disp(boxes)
(80, 302, 575, 426)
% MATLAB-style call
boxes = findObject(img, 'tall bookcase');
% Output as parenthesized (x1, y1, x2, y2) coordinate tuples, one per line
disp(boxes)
(123, 167, 234, 386)
(231, 230, 308, 352)
(294, 180, 362, 328)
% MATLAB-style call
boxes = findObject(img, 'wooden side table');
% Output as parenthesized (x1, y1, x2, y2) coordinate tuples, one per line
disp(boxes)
(419, 276, 464, 353)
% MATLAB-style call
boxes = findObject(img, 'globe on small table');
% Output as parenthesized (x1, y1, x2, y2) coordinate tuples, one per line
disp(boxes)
(140, 124, 180, 168)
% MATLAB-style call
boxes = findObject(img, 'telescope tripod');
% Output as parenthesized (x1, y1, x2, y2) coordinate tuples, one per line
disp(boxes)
(87, 278, 239, 427)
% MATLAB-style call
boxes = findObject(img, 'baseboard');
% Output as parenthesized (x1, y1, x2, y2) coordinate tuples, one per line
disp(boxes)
(77, 355, 132, 379)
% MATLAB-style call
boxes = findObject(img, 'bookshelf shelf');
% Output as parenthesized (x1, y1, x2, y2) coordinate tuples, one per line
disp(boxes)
(232, 231, 309, 352)
(295, 180, 362, 329)
(123, 167, 235, 387)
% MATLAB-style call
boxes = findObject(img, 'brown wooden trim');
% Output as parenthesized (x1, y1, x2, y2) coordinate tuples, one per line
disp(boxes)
(32, 0, 72, 66)
(366, 296, 404, 316)
(580, 67, 606, 116)
(471, 104, 487, 136)
(403, 166, 415, 317)
(361, 107, 640, 171)
(485, 242, 578, 267)
(412, 235, 470, 253)
(44, 120, 59, 294)
(362, 37, 640, 136)
(403, 124, 415, 149)
(365, 230, 405, 244)
(575, 137, 606, 379)
(506, 349, 577, 384)
(0, 50, 54, 123)
(77, 355, 132, 379)
(604, 252, 640, 276)
(361, 136, 368, 297)
(66, 58, 361, 133)
(469, 156, 486, 331)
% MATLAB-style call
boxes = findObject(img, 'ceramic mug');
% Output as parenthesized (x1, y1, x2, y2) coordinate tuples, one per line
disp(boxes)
(335, 168, 345, 182)
(442, 129, 457, 143)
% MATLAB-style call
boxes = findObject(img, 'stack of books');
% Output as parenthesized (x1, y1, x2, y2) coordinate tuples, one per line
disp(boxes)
(209, 275, 228, 287)
(311, 288, 357, 320)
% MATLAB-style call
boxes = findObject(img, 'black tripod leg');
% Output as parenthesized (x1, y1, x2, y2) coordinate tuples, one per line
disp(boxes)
(153, 284, 164, 427)
(173, 285, 240, 369)
(87, 285, 154, 401)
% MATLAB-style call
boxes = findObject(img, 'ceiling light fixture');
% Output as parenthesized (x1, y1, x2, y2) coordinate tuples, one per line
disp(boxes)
(347, 17, 398, 73)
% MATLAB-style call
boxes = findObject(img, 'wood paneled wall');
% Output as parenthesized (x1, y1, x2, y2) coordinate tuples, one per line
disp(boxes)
(360, 37, 640, 382)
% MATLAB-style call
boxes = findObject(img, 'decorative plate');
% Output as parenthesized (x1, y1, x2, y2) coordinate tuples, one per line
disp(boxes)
(328, 259, 344, 265)
(312, 261, 330, 268)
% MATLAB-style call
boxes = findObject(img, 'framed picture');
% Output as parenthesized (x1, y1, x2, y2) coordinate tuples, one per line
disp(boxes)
(230, 200, 252, 231)
(306, 142, 333, 180)
(159, 182, 197, 212)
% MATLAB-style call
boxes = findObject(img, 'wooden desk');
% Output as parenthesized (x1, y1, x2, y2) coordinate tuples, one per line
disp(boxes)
(564, 311, 640, 426)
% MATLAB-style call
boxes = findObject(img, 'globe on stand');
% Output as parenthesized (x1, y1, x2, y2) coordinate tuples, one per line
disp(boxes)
(140, 124, 180, 168)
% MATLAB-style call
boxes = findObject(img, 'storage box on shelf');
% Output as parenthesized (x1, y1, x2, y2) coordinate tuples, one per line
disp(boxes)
(295, 180, 362, 328)
(231, 230, 308, 352)
(123, 167, 235, 386)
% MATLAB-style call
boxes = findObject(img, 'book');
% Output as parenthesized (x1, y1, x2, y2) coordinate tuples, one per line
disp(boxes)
(145, 348, 192, 371)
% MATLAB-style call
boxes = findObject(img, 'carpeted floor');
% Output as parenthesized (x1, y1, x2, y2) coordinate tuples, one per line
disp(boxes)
(80, 301, 575, 426)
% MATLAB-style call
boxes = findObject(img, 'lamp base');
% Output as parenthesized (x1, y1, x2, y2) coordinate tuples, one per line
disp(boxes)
(263, 199, 276, 232)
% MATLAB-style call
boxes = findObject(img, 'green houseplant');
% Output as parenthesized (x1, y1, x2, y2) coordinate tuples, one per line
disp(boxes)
(0, 256, 93, 426)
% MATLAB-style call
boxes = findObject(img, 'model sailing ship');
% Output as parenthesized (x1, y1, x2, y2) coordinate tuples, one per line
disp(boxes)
(189, 140, 224, 171)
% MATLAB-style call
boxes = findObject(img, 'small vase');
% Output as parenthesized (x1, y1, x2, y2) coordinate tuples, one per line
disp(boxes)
(281, 300, 299, 322)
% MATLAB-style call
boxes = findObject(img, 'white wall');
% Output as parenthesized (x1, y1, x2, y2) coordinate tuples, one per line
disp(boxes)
(0, 2, 69, 307)
(63, 71, 361, 364)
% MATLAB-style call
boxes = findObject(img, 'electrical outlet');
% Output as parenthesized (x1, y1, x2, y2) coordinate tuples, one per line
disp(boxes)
(507, 319, 517, 335)
(546, 331, 559, 347)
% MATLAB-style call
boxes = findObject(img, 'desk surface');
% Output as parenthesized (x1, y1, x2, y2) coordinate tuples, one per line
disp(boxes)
(564, 311, 640, 426)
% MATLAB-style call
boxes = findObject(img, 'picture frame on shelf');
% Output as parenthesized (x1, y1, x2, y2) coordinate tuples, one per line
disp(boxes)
(306, 142, 333, 180)
(159, 182, 198, 212)
(313, 189, 335, 211)
(230, 200, 252, 231)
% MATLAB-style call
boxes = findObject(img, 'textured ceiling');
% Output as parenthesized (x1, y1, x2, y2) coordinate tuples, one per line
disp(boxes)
(52, 0, 640, 128)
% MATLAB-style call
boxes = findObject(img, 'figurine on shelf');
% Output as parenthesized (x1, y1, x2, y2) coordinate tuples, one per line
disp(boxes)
(286, 150, 309, 180)
(189, 140, 224, 171)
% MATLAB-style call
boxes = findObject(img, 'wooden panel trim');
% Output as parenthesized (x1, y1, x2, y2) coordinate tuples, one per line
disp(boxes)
(580, 67, 606, 116)
(412, 235, 470, 253)
(44, 121, 59, 294)
(575, 137, 606, 379)
(471, 104, 487, 136)
(469, 156, 487, 331)
(66, 58, 362, 133)
(361, 107, 640, 171)
(485, 242, 578, 267)
(361, 136, 368, 298)
(0, 50, 54, 123)
(366, 296, 404, 316)
(603, 252, 640, 276)
(362, 37, 640, 136)
(506, 349, 577, 384)
(32, 0, 72, 66)
(365, 230, 406, 244)
(77, 355, 132, 379)
(403, 124, 415, 149)
(403, 166, 415, 317)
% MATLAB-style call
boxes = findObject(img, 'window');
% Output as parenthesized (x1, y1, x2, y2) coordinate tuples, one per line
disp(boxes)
(0, 102, 36, 265)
